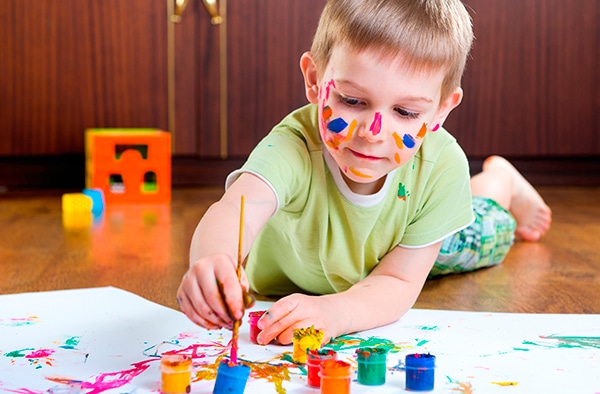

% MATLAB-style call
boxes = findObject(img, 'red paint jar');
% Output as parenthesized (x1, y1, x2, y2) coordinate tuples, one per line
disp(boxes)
(306, 349, 337, 387)
(247, 310, 266, 344)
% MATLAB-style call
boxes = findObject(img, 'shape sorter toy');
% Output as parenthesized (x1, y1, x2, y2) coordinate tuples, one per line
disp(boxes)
(85, 128, 171, 204)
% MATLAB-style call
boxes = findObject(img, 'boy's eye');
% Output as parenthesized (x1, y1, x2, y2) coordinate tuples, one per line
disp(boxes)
(339, 95, 364, 106)
(394, 107, 420, 119)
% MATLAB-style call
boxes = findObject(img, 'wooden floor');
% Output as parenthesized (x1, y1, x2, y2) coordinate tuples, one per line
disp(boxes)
(1, 185, 599, 315)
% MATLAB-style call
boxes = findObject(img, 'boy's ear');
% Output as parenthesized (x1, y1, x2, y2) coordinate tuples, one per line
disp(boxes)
(300, 51, 319, 104)
(433, 87, 463, 127)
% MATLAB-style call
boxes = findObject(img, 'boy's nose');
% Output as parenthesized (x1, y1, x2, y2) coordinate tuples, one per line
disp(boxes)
(357, 112, 386, 142)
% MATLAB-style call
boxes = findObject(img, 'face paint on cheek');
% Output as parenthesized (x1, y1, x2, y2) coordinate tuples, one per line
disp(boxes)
(325, 119, 356, 149)
(416, 123, 427, 139)
(392, 132, 404, 149)
(369, 112, 382, 136)
(402, 134, 416, 149)
(431, 123, 440, 132)
(327, 118, 348, 133)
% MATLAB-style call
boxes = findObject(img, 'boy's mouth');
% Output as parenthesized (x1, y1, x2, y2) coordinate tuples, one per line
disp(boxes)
(349, 149, 381, 161)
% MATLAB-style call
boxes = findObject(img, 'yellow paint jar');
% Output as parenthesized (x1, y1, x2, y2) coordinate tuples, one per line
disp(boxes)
(292, 326, 324, 364)
(160, 354, 192, 394)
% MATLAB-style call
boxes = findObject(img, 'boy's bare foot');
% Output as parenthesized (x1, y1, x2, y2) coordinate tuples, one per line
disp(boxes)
(483, 156, 552, 241)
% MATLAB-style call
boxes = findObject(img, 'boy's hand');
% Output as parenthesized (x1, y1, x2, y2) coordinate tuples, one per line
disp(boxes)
(255, 293, 340, 345)
(177, 254, 248, 330)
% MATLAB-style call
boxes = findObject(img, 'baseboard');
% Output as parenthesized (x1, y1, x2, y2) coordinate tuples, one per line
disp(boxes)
(0, 154, 598, 193)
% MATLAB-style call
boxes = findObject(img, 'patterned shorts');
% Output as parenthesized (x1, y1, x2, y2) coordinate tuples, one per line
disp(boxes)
(430, 196, 517, 277)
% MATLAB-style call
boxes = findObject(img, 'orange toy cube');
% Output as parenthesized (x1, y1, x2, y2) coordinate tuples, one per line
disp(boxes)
(85, 128, 171, 203)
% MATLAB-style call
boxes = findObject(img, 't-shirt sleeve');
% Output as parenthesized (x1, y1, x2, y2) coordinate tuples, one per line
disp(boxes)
(225, 126, 313, 213)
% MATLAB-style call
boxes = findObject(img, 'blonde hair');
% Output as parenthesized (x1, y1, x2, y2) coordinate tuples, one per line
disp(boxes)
(310, 0, 474, 101)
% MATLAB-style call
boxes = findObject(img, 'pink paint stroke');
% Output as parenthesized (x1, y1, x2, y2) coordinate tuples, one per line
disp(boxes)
(370, 112, 382, 135)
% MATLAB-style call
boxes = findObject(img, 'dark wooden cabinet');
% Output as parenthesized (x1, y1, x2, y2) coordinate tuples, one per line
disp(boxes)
(446, 0, 599, 157)
(1, 0, 598, 190)
(0, 0, 169, 156)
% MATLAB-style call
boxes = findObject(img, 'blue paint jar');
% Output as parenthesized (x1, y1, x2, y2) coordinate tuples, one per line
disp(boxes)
(213, 359, 251, 394)
(405, 353, 436, 391)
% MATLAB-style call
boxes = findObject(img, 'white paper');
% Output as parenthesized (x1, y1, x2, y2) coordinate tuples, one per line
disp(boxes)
(1, 287, 598, 393)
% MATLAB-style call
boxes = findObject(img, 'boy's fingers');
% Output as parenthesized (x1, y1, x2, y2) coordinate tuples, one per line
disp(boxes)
(177, 291, 221, 330)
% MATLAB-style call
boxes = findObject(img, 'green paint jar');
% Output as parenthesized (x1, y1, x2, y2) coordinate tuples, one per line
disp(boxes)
(356, 347, 388, 386)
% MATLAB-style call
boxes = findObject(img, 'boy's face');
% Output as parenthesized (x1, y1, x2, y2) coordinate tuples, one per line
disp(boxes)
(306, 45, 461, 193)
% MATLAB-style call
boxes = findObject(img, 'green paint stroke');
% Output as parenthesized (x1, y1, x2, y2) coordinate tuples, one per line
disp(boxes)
(4, 348, 34, 358)
(325, 335, 401, 353)
(524, 335, 600, 350)
(60, 336, 81, 349)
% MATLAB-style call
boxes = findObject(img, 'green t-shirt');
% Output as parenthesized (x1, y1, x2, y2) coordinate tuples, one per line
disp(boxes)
(226, 104, 473, 296)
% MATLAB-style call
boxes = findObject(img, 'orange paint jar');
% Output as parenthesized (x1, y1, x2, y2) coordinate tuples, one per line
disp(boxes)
(319, 359, 352, 394)
(160, 354, 192, 394)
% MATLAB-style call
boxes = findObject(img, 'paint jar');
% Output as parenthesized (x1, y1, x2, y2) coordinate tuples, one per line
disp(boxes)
(292, 326, 324, 364)
(160, 354, 192, 394)
(319, 359, 352, 394)
(356, 347, 388, 386)
(306, 348, 337, 387)
(247, 310, 266, 344)
(405, 353, 436, 391)
(213, 359, 251, 394)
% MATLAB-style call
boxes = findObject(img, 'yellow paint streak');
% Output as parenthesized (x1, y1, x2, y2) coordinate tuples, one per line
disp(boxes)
(392, 132, 404, 149)
(349, 167, 373, 178)
(492, 382, 519, 386)
(345, 119, 357, 141)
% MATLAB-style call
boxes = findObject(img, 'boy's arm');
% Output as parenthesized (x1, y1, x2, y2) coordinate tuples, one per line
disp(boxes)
(177, 173, 278, 330)
(256, 241, 442, 345)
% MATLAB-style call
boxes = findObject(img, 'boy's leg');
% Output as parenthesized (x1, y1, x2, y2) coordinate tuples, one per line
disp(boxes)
(470, 156, 552, 242)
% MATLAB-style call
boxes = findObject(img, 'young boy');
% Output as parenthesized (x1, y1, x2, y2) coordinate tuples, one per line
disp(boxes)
(177, 0, 551, 346)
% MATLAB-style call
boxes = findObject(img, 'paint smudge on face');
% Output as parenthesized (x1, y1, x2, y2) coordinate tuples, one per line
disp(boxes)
(323, 105, 333, 121)
(397, 183, 409, 200)
(325, 119, 356, 150)
(392, 132, 404, 150)
(327, 117, 349, 133)
(349, 167, 373, 179)
(431, 123, 440, 131)
(416, 123, 428, 139)
(394, 152, 401, 164)
(369, 112, 382, 136)
(402, 134, 416, 149)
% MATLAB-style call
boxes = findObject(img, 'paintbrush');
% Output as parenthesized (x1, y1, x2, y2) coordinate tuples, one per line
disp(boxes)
(229, 195, 245, 365)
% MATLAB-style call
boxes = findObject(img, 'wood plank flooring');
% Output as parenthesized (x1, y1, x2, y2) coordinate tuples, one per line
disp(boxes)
(1, 186, 599, 314)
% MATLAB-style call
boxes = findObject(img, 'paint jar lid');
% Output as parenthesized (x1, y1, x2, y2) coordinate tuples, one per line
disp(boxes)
(405, 353, 436, 368)
(160, 354, 192, 372)
(319, 359, 352, 378)
(248, 310, 266, 324)
(307, 348, 337, 364)
(356, 347, 388, 363)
